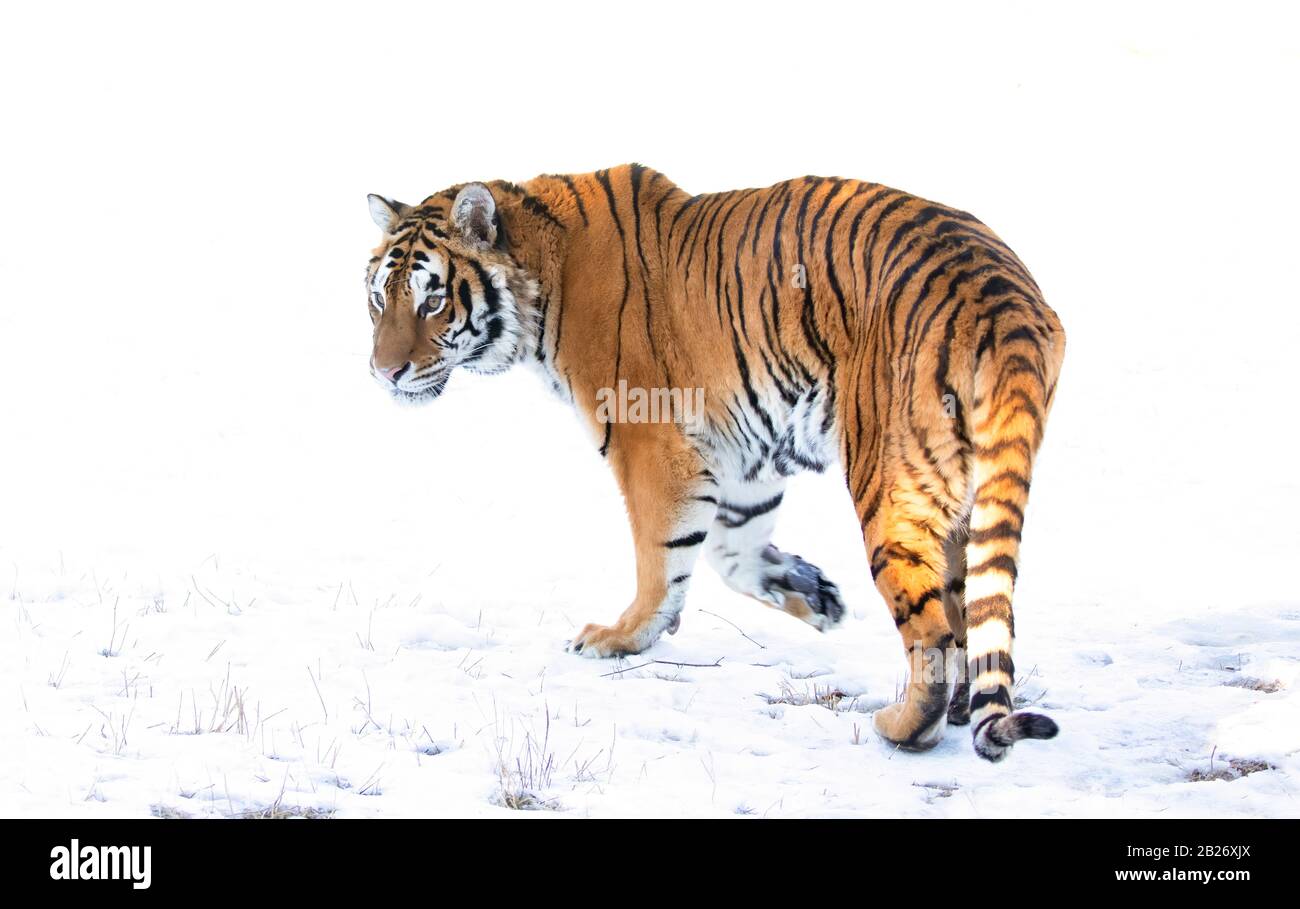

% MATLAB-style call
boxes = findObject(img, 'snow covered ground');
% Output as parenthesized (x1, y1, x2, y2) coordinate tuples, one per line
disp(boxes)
(2, 2, 1298, 817)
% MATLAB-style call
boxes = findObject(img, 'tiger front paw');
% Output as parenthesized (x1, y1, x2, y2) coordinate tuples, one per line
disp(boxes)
(566, 622, 645, 659)
(760, 547, 846, 631)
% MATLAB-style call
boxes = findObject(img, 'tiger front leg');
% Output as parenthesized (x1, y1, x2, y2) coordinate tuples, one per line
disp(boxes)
(567, 423, 717, 659)
(704, 478, 846, 631)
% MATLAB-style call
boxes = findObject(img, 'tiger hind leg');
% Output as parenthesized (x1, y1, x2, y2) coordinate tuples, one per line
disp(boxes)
(942, 530, 971, 726)
(703, 478, 846, 631)
(859, 471, 961, 751)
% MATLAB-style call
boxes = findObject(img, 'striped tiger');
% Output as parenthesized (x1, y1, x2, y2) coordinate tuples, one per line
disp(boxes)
(365, 164, 1065, 760)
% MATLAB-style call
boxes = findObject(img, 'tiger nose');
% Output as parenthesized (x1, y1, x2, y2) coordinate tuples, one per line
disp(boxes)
(376, 363, 410, 384)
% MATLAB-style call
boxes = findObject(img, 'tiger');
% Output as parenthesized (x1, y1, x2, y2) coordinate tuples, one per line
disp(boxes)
(364, 164, 1065, 760)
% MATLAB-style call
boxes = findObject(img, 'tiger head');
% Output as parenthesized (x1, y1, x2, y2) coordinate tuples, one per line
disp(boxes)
(364, 183, 538, 405)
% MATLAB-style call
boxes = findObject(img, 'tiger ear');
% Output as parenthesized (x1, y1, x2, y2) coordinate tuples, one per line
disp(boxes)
(367, 194, 410, 233)
(451, 183, 497, 248)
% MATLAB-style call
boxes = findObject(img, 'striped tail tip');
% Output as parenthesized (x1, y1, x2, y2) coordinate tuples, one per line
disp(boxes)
(972, 712, 1058, 762)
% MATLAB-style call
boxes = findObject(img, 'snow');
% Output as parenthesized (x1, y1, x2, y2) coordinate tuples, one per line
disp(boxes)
(2, 2, 1298, 818)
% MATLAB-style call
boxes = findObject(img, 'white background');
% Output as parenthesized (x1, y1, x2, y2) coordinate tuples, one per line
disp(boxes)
(1, 1, 1298, 817)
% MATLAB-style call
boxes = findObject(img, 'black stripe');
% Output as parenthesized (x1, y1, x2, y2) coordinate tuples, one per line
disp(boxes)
(822, 182, 861, 332)
(879, 205, 946, 274)
(468, 260, 499, 312)
(967, 555, 1018, 584)
(716, 492, 784, 528)
(628, 164, 660, 368)
(965, 594, 1012, 626)
(977, 470, 1030, 494)
(973, 497, 1026, 523)
(860, 195, 911, 294)
(665, 531, 707, 549)
(892, 586, 942, 626)
(729, 328, 777, 442)
(667, 194, 701, 244)
(555, 174, 588, 225)
(680, 192, 728, 273)
(968, 651, 1015, 681)
(597, 169, 631, 460)
(974, 437, 1033, 459)
(969, 686, 1013, 714)
(967, 521, 1023, 545)
(1001, 326, 1038, 346)
(770, 181, 804, 283)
